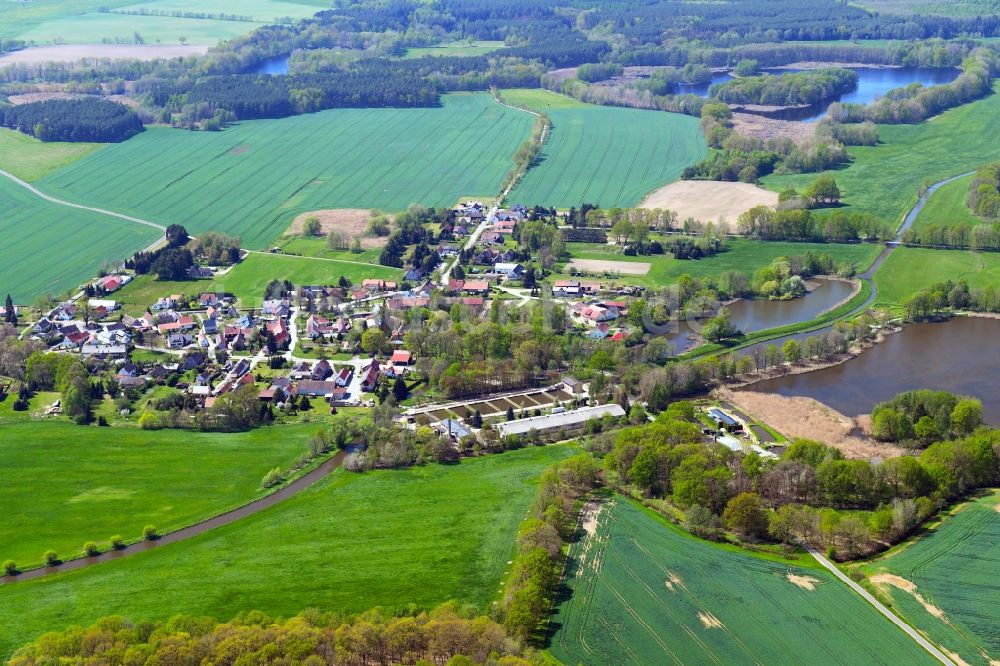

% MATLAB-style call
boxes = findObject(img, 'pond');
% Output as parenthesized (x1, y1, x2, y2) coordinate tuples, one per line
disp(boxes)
(252, 55, 289, 75)
(660, 278, 854, 354)
(746, 317, 1000, 423)
(678, 65, 961, 122)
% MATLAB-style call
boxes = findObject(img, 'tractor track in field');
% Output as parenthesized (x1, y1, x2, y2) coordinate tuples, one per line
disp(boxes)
(0, 168, 167, 254)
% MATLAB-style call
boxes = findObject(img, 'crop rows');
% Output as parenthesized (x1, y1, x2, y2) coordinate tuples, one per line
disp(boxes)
(0, 176, 160, 301)
(550, 499, 936, 665)
(40, 94, 534, 249)
(508, 104, 705, 208)
(865, 491, 1000, 665)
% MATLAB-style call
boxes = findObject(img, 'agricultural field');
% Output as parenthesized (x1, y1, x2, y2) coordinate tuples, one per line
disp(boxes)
(872, 247, 1000, 307)
(856, 490, 1000, 665)
(0, 420, 318, 570)
(912, 173, 980, 230)
(0, 128, 102, 181)
(40, 93, 533, 248)
(0, 444, 573, 659)
(559, 238, 882, 289)
(549, 498, 936, 665)
(11, 0, 324, 45)
(0, 175, 160, 303)
(276, 237, 383, 264)
(402, 40, 505, 58)
(502, 89, 706, 208)
(764, 82, 1000, 227)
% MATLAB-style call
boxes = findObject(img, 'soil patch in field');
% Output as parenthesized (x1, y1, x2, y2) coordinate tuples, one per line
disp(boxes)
(567, 258, 651, 275)
(870, 574, 949, 622)
(288, 209, 390, 248)
(787, 573, 821, 591)
(639, 180, 778, 228)
(697, 612, 724, 628)
(718, 388, 908, 460)
(579, 500, 603, 536)
(0, 44, 208, 65)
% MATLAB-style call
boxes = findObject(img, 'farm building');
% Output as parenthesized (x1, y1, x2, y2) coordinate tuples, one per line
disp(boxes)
(708, 408, 742, 432)
(496, 404, 625, 438)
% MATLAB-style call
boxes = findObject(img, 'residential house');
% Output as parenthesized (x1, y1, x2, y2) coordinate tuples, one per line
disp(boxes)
(311, 359, 334, 381)
(334, 367, 353, 387)
(81, 343, 128, 358)
(493, 262, 524, 279)
(390, 350, 412, 366)
(187, 266, 213, 279)
(262, 299, 291, 318)
(296, 380, 339, 398)
(403, 267, 425, 282)
(360, 359, 380, 391)
(463, 280, 490, 295)
(447, 279, 465, 294)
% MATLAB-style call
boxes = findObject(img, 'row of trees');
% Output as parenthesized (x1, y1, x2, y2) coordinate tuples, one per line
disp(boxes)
(967, 161, 1000, 219)
(8, 605, 541, 666)
(829, 48, 1000, 125)
(737, 205, 888, 242)
(901, 278, 1000, 319)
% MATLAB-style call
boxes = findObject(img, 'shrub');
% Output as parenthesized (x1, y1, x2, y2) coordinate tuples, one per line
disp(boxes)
(143, 525, 158, 541)
(110, 535, 125, 550)
(3, 560, 16, 575)
(261, 466, 283, 488)
(84, 541, 100, 556)
(44, 550, 59, 566)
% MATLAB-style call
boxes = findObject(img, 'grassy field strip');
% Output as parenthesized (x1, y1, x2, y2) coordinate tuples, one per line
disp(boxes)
(764, 81, 1000, 225)
(0, 422, 319, 569)
(872, 247, 1000, 307)
(857, 490, 1000, 666)
(40, 94, 534, 251)
(549, 498, 937, 665)
(0, 445, 574, 659)
(502, 89, 706, 208)
(911, 173, 980, 230)
(0, 128, 103, 182)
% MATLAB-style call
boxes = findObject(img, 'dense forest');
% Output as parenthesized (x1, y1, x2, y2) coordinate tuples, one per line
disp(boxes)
(967, 161, 1000, 218)
(0, 98, 142, 142)
(710, 68, 858, 106)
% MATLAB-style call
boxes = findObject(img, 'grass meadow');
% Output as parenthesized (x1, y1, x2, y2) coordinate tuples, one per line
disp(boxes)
(40, 94, 534, 250)
(0, 444, 573, 659)
(560, 238, 882, 289)
(549, 498, 936, 665)
(12, 0, 323, 44)
(402, 40, 505, 58)
(502, 89, 706, 208)
(0, 421, 318, 570)
(0, 175, 160, 303)
(0, 128, 102, 181)
(764, 82, 1000, 227)
(872, 247, 1000, 307)
(912, 173, 980, 229)
(856, 490, 1000, 665)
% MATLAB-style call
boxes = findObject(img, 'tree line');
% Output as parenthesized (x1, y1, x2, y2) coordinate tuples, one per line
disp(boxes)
(599, 395, 1000, 559)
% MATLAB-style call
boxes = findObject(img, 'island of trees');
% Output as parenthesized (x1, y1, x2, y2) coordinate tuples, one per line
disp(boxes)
(710, 68, 858, 107)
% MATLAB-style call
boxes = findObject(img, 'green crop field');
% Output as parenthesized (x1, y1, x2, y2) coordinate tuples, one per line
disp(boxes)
(276, 237, 384, 264)
(912, 173, 980, 230)
(560, 238, 882, 288)
(0, 420, 317, 570)
(764, 82, 1000, 227)
(857, 490, 1000, 665)
(0, 444, 573, 659)
(0, 175, 160, 303)
(0, 128, 102, 182)
(872, 247, 1000, 307)
(40, 94, 533, 249)
(403, 40, 505, 58)
(550, 498, 936, 665)
(502, 89, 706, 208)
(12, 0, 323, 45)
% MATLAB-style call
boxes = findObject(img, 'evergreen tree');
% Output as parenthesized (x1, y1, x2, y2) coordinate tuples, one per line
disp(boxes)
(3, 294, 15, 325)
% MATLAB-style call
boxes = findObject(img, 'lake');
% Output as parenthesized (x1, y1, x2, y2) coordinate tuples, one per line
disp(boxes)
(678, 66, 961, 122)
(660, 277, 854, 354)
(747, 317, 1000, 422)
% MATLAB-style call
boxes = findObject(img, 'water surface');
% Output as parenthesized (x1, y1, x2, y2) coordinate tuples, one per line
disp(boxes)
(747, 317, 1000, 422)
(253, 55, 289, 75)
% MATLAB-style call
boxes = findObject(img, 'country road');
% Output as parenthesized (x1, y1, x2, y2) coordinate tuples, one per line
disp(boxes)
(804, 544, 956, 666)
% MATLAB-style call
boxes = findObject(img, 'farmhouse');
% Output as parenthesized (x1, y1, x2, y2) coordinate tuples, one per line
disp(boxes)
(496, 404, 625, 438)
